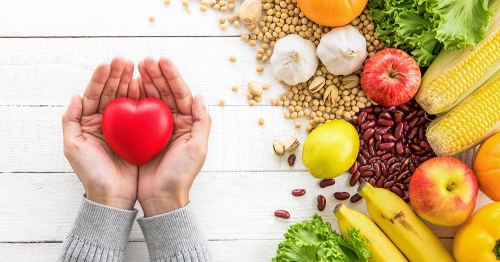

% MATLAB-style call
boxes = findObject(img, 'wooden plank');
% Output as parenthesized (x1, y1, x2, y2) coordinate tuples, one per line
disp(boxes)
(0, 240, 283, 262)
(0, 0, 246, 37)
(0, 173, 492, 242)
(0, 37, 282, 106)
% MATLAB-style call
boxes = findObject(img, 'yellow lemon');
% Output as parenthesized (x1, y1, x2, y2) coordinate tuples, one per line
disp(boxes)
(302, 120, 360, 179)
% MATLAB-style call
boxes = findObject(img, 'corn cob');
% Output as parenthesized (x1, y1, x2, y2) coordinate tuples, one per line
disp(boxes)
(426, 74, 500, 156)
(416, 1, 500, 115)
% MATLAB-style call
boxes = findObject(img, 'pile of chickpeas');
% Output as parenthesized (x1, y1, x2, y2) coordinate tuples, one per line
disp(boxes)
(211, 0, 385, 131)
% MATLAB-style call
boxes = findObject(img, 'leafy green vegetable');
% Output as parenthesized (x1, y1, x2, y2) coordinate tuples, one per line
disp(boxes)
(272, 214, 371, 262)
(369, 0, 497, 66)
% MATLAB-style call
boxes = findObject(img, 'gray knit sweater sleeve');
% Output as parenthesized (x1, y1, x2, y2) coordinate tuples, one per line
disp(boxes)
(137, 203, 211, 262)
(58, 198, 138, 262)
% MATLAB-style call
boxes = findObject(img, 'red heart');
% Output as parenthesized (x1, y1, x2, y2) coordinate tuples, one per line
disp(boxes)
(102, 97, 174, 165)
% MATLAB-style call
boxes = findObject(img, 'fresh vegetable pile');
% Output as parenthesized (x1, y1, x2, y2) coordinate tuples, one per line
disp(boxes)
(368, 0, 497, 66)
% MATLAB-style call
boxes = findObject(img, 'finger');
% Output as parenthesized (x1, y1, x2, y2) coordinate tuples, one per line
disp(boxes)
(190, 94, 211, 145)
(138, 59, 161, 99)
(144, 56, 177, 110)
(159, 57, 193, 115)
(128, 79, 141, 100)
(98, 56, 127, 113)
(116, 59, 135, 98)
(137, 76, 147, 99)
(82, 63, 111, 117)
(62, 94, 85, 147)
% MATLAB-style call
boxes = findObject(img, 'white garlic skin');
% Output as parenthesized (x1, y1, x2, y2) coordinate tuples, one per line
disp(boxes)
(270, 34, 318, 86)
(317, 24, 368, 76)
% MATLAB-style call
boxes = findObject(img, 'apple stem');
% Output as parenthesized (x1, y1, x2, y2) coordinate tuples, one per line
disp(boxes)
(446, 182, 456, 191)
(494, 239, 500, 260)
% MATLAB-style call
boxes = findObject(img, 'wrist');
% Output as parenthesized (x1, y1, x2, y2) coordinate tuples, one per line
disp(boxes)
(139, 195, 189, 217)
(86, 193, 136, 210)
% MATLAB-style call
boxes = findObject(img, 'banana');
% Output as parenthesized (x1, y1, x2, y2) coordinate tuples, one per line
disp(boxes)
(334, 203, 408, 262)
(357, 182, 455, 262)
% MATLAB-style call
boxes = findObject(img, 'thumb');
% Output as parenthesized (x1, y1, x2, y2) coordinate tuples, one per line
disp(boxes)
(190, 94, 211, 145)
(62, 94, 84, 146)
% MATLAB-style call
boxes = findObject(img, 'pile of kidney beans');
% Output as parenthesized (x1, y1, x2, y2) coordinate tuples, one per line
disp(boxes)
(348, 99, 436, 202)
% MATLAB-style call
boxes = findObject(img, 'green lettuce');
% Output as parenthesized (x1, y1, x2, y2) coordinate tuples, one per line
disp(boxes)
(272, 215, 371, 262)
(369, 0, 498, 66)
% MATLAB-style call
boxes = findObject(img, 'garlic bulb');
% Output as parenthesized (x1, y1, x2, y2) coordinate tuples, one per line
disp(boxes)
(317, 24, 367, 76)
(238, 0, 262, 25)
(270, 34, 318, 86)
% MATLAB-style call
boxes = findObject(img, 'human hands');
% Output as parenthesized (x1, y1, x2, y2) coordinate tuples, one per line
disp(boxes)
(136, 56, 211, 217)
(62, 57, 140, 210)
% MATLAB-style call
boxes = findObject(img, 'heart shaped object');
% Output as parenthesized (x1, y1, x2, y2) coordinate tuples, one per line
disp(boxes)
(102, 97, 174, 165)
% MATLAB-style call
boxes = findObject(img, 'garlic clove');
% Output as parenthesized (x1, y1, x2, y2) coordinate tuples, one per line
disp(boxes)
(238, 0, 262, 25)
(283, 137, 300, 152)
(309, 76, 326, 93)
(273, 141, 285, 156)
(248, 81, 264, 96)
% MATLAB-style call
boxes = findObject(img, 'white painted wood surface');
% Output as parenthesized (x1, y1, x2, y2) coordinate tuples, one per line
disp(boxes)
(0, 0, 493, 261)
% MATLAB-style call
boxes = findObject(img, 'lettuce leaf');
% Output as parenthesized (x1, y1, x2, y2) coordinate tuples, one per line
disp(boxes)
(272, 215, 371, 262)
(368, 0, 497, 66)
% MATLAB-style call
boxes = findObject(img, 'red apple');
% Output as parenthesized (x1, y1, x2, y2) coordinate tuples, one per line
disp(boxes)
(361, 48, 421, 107)
(409, 156, 478, 226)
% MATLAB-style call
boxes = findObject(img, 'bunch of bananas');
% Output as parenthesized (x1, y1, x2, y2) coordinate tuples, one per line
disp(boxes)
(334, 182, 455, 262)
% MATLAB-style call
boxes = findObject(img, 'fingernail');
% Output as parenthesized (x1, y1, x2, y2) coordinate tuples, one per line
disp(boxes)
(199, 94, 205, 106)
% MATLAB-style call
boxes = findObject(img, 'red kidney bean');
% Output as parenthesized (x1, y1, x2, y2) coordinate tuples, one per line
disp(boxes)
(317, 195, 326, 211)
(401, 159, 409, 172)
(399, 104, 410, 112)
(404, 110, 416, 120)
(361, 120, 376, 130)
(403, 176, 412, 184)
(380, 153, 392, 161)
(358, 164, 371, 172)
(386, 156, 397, 165)
(362, 128, 375, 140)
(358, 177, 366, 184)
(416, 116, 427, 126)
(348, 161, 358, 174)
(386, 174, 395, 181)
(417, 109, 426, 116)
(375, 126, 391, 135)
(368, 137, 375, 146)
(375, 140, 381, 151)
(380, 162, 387, 175)
(360, 149, 370, 158)
(374, 106, 382, 113)
(350, 193, 363, 203)
(396, 182, 408, 191)
(334, 192, 350, 200)
(409, 163, 416, 173)
(420, 140, 431, 150)
(367, 114, 375, 120)
(410, 144, 423, 152)
(394, 112, 403, 123)
(403, 122, 410, 132)
(395, 140, 404, 155)
(368, 145, 376, 157)
(357, 155, 368, 165)
(368, 156, 380, 164)
(377, 118, 394, 126)
(376, 150, 385, 156)
(418, 125, 425, 141)
(402, 196, 410, 202)
(376, 176, 385, 187)
(407, 126, 418, 140)
(288, 154, 296, 166)
(274, 210, 290, 219)
(389, 162, 402, 173)
(357, 111, 367, 126)
(404, 144, 411, 155)
(292, 189, 306, 196)
(368, 177, 376, 186)
(360, 140, 365, 147)
(384, 180, 395, 188)
(373, 162, 381, 177)
(380, 112, 392, 119)
(350, 171, 361, 187)
(374, 133, 382, 141)
(382, 133, 397, 141)
(394, 122, 404, 139)
(408, 116, 419, 128)
(364, 107, 374, 113)
(396, 172, 407, 182)
(415, 150, 430, 156)
(419, 155, 434, 162)
(319, 179, 335, 188)
(379, 142, 395, 151)
(391, 186, 405, 197)
(361, 170, 374, 177)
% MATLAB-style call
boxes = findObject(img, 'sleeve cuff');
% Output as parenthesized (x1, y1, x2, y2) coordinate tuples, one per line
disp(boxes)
(67, 197, 138, 250)
(137, 202, 210, 261)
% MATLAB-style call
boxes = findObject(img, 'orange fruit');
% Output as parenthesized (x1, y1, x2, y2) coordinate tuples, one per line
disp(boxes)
(296, 0, 368, 27)
(473, 132, 500, 201)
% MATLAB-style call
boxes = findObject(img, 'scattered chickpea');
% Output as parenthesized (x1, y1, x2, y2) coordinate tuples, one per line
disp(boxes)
(219, 99, 226, 107)
(234, 21, 241, 29)
(249, 100, 257, 106)
(219, 17, 226, 24)
(294, 122, 302, 128)
(200, 5, 208, 11)
(229, 55, 237, 62)
(182, 0, 189, 7)
(259, 118, 265, 126)
(163, 0, 171, 4)
(256, 65, 264, 72)
(186, 6, 192, 13)
(231, 86, 238, 92)
(149, 15, 155, 22)
(220, 23, 228, 30)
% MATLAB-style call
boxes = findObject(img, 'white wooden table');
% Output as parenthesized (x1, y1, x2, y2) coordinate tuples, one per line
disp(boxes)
(0, 1, 493, 261)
